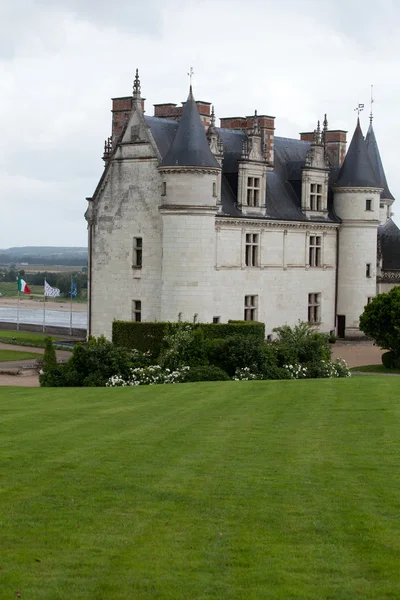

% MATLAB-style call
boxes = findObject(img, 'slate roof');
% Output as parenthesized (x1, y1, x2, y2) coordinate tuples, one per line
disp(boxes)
(365, 123, 394, 201)
(378, 219, 400, 270)
(158, 88, 220, 169)
(334, 119, 380, 189)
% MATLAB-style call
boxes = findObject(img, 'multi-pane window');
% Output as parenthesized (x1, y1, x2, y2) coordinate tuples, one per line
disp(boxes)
(132, 300, 141, 322)
(366, 263, 371, 278)
(309, 235, 322, 267)
(308, 293, 321, 323)
(244, 295, 258, 321)
(213, 316, 220, 323)
(366, 199, 372, 211)
(245, 233, 259, 267)
(310, 183, 322, 211)
(247, 177, 260, 207)
(133, 237, 142, 267)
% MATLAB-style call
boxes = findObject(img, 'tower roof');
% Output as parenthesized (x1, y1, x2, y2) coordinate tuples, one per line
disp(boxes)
(334, 119, 380, 189)
(159, 87, 220, 169)
(365, 123, 394, 200)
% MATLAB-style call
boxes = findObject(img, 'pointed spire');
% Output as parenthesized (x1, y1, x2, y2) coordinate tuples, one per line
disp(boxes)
(210, 105, 216, 128)
(252, 110, 260, 135)
(370, 84, 374, 124)
(160, 87, 220, 169)
(323, 114, 328, 132)
(133, 69, 141, 99)
(334, 119, 379, 188)
(366, 120, 394, 200)
(314, 120, 322, 144)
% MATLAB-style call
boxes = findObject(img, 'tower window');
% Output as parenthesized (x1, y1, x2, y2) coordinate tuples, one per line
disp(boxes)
(247, 177, 260, 207)
(366, 199, 372, 211)
(132, 300, 142, 322)
(213, 316, 220, 323)
(308, 293, 321, 323)
(310, 183, 322, 211)
(244, 295, 258, 321)
(133, 237, 142, 268)
(366, 263, 371, 278)
(309, 235, 322, 267)
(213, 182, 217, 197)
(245, 233, 259, 267)
(162, 181, 167, 196)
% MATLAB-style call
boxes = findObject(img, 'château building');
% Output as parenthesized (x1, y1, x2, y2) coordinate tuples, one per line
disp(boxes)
(85, 71, 400, 339)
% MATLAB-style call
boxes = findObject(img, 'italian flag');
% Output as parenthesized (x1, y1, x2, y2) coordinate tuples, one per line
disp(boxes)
(18, 276, 31, 295)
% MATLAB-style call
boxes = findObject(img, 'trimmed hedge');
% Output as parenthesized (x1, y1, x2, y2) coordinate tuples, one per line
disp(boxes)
(112, 320, 265, 354)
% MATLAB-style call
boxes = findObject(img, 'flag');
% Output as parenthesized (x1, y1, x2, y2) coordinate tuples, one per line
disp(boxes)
(44, 280, 60, 297)
(70, 279, 77, 299)
(17, 276, 31, 295)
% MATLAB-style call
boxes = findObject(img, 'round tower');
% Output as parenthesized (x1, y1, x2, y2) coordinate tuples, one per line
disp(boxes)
(158, 87, 221, 322)
(334, 118, 383, 338)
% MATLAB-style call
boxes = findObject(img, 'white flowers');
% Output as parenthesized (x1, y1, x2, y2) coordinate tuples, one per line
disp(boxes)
(106, 365, 190, 386)
(233, 367, 257, 381)
(283, 363, 308, 379)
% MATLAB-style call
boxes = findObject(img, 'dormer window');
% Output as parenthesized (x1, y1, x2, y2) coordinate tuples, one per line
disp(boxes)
(247, 177, 260, 207)
(310, 183, 322, 211)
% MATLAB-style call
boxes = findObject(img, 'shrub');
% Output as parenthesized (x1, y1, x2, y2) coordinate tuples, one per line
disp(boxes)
(381, 351, 398, 369)
(112, 320, 265, 354)
(207, 335, 267, 377)
(184, 365, 230, 382)
(233, 367, 257, 381)
(107, 365, 190, 386)
(272, 322, 331, 367)
(158, 323, 208, 370)
(39, 337, 59, 387)
(360, 288, 400, 358)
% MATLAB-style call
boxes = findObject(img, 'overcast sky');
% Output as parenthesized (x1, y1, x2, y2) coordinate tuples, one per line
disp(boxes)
(1, 0, 399, 248)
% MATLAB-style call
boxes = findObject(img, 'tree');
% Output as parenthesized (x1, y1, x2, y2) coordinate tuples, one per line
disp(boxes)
(359, 287, 400, 359)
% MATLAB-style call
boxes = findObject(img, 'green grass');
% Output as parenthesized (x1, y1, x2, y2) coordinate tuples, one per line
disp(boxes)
(0, 349, 42, 362)
(0, 330, 61, 345)
(1, 379, 400, 599)
(351, 364, 400, 374)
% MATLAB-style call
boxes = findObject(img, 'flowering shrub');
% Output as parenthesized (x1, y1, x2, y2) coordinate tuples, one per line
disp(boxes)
(332, 358, 351, 377)
(283, 363, 308, 379)
(106, 365, 190, 387)
(233, 367, 258, 381)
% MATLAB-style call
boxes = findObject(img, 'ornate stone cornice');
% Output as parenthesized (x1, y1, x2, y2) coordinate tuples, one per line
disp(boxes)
(158, 166, 220, 174)
(215, 216, 339, 230)
(160, 204, 217, 215)
(378, 271, 400, 283)
(333, 187, 383, 194)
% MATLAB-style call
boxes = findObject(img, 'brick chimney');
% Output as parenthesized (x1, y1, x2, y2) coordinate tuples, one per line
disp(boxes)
(111, 96, 146, 142)
(153, 100, 212, 127)
(300, 128, 347, 167)
(220, 114, 275, 165)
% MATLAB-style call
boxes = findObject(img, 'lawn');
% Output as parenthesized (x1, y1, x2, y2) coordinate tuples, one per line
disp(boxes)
(0, 330, 61, 345)
(351, 364, 400, 374)
(0, 349, 42, 362)
(1, 379, 400, 599)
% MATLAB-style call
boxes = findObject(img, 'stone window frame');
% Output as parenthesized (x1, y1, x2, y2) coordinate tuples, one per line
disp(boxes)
(132, 300, 142, 322)
(366, 263, 372, 278)
(213, 316, 221, 323)
(246, 176, 260, 207)
(365, 199, 373, 211)
(308, 293, 321, 324)
(367, 296, 373, 304)
(245, 232, 260, 267)
(133, 237, 143, 268)
(310, 183, 322, 211)
(244, 295, 258, 321)
(309, 235, 322, 267)
(212, 181, 217, 197)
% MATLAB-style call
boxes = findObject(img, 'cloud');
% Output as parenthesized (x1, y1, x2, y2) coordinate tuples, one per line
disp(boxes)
(1, 0, 399, 247)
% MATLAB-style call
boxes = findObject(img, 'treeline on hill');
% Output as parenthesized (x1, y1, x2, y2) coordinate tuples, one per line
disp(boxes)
(0, 266, 87, 298)
(0, 246, 87, 266)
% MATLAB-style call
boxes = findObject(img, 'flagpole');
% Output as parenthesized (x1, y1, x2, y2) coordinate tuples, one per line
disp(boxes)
(43, 278, 46, 333)
(69, 275, 73, 336)
(17, 288, 20, 331)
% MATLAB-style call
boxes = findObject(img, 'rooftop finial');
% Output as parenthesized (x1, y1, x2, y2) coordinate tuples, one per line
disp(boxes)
(323, 113, 328, 132)
(314, 120, 322, 144)
(211, 105, 216, 127)
(354, 102, 364, 117)
(370, 84, 374, 124)
(133, 68, 141, 99)
(187, 66, 194, 92)
(252, 110, 260, 135)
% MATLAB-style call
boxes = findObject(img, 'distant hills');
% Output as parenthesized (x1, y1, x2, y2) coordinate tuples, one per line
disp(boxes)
(0, 247, 88, 266)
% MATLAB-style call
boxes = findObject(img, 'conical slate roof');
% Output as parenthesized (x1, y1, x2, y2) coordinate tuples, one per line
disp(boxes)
(160, 87, 220, 169)
(365, 123, 394, 200)
(334, 119, 380, 189)
(378, 218, 400, 269)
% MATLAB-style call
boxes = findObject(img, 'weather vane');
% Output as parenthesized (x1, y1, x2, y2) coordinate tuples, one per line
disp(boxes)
(354, 103, 364, 116)
(187, 66, 194, 86)
(370, 85, 374, 123)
